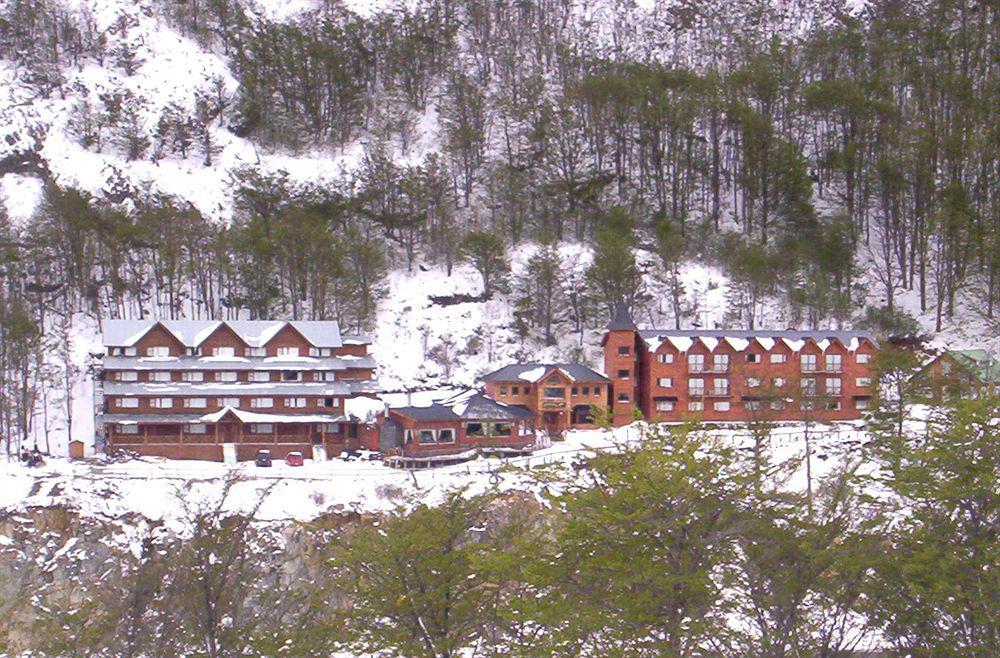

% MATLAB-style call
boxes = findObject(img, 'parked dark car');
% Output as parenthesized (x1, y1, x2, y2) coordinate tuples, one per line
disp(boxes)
(254, 449, 272, 467)
(284, 451, 304, 467)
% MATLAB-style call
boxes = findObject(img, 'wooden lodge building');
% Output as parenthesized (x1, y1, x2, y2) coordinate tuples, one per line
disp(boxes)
(603, 304, 878, 425)
(378, 390, 536, 467)
(481, 363, 612, 433)
(911, 349, 1000, 401)
(97, 319, 376, 461)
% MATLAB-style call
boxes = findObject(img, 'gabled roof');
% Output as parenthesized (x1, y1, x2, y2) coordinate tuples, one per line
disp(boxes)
(481, 363, 610, 383)
(102, 319, 357, 348)
(606, 301, 638, 331)
(638, 329, 876, 353)
(944, 349, 1000, 383)
(391, 389, 535, 422)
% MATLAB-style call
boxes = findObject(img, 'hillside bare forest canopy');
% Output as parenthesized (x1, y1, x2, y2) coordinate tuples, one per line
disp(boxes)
(0, 0, 997, 421)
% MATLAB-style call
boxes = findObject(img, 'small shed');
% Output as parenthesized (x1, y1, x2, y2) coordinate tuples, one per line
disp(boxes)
(68, 440, 86, 460)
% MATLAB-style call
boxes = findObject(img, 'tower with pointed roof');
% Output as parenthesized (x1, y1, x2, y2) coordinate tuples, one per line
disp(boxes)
(602, 301, 641, 425)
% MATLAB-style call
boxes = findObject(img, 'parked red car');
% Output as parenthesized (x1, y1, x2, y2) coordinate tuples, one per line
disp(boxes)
(284, 451, 304, 467)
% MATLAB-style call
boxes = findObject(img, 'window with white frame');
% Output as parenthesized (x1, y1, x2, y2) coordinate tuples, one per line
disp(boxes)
(124, 346, 137, 356)
(714, 401, 730, 411)
(856, 353, 871, 364)
(855, 398, 870, 410)
(217, 371, 238, 382)
(745, 400, 761, 411)
(438, 428, 456, 443)
(712, 378, 729, 396)
(825, 353, 842, 371)
(250, 423, 273, 434)
(150, 398, 173, 409)
(856, 377, 872, 387)
(746, 377, 761, 388)
(770, 353, 787, 363)
(801, 401, 817, 410)
(251, 372, 270, 382)
(770, 400, 785, 410)
(284, 397, 307, 408)
(801, 378, 817, 396)
(182, 371, 204, 382)
(251, 398, 273, 408)
(117, 424, 139, 434)
(221, 397, 240, 408)
(655, 399, 675, 411)
(657, 353, 674, 364)
(185, 423, 207, 434)
(773, 377, 786, 388)
(184, 398, 207, 409)
(801, 354, 818, 372)
(323, 423, 340, 433)
(276, 347, 299, 357)
(146, 346, 170, 357)
(118, 371, 138, 382)
(747, 353, 761, 363)
(826, 378, 842, 395)
(713, 354, 729, 372)
(281, 371, 302, 382)
(322, 397, 338, 408)
(657, 377, 673, 387)
(418, 429, 437, 444)
(688, 378, 705, 395)
(826, 400, 842, 411)
(403, 429, 414, 444)
(247, 347, 265, 357)
(117, 397, 139, 409)
(688, 401, 704, 411)
(617, 392, 630, 403)
(213, 346, 235, 357)
(150, 371, 171, 382)
(688, 354, 705, 372)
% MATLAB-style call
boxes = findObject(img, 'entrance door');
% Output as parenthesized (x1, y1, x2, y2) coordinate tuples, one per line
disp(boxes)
(219, 422, 239, 442)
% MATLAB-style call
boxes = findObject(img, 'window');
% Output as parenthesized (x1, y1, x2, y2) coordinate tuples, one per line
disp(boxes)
(747, 353, 760, 363)
(221, 397, 240, 408)
(124, 347, 137, 356)
(688, 378, 705, 395)
(713, 354, 729, 372)
(403, 429, 414, 444)
(657, 377, 673, 387)
(856, 353, 871, 364)
(282, 371, 302, 382)
(322, 398, 339, 408)
(544, 387, 565, 399)
(500, 385, 508, 395)
(618, 346, 630, 356)
(773, 377, 786, 388)
(251, 424, 273, 434)
(801, 401, 817, 410)
(826, 378, 842, 395)
(582, 386, 590, 395)
(688, 401, 704, 411)
(151, 398, 173, 409)
(276, 347, 299, 357)
(438, 428, 456, 443)
(309, 347, 332, 357)
(770, 353, 787, 363)
(855, 398, 870, 410)
(184, 398, 207, 409)
(247, 347, 266, 357)
(714, 401, 730, 411)
(117, 424, 140, 434)
(941, 361, 952, 375)
(182, 371, 204, 382)
(323, 423, 340, 433)
(418, 429, 436, 444)
(617, 369, 630, 379)
(746, 377, 761, 388)
(511, 386, 519, 395)
(315, 371, 336, 382)
(745, 400, 761, 411)
(617, 392, 630, 403)
(856, 377, 872, 387)
(770, 400, 785, 410)
(217, 371, 238, 382)
(801, 378, 817, 396)
(571, 387, 578, 396)
(712, 378, 729, 396)
(146, 346, 170, 357)
(826, 400, 842, 411)
(284, 397, 307, 408)
(117, 397, 139, 409)
(213, 346, 235, 357)
(657, 353, 675, 364)
(251, 398, 273, 408)
(594, 387, 601, 397)
(466, 422, 486, 437)
(825, 354, 842, 371)
(118, 371, 138, 382)
(801, 354, 818, 372)
(188, 347, 200, 356)
(655, 400, 675, 411)
(150, 372, 171, 382)
(185, 423, 207, 434)
(251, 372, 270, 382)
(491, 422, 512, 436)
(688, 354, 705, 372)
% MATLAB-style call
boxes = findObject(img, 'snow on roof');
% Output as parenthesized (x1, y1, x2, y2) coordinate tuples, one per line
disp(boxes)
(756, 337, 776, 350)
(103, 320, 355, 349)
(344, 396, 387, 423)
(198, 406, 348, 425)
(666, 336, 694, 352)
(782, 338, 806, 352)
(482, 363, 609, 383)
(700, 336, 719, 351)
(724, 337, 750, 351)
(816, 338, 831, 351)
(518, 366, 548, 382)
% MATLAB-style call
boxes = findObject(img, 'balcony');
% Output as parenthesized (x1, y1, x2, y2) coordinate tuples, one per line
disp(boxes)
(706, 388, 731, 397)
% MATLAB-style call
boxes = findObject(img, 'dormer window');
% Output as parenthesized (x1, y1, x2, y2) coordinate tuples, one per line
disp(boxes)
(276, 347, 299, 357)
(146, 346, 170, 357)
(214, 346, 235, 357)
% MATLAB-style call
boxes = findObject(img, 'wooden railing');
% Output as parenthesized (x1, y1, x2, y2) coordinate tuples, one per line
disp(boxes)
(388, 435, 535, 458)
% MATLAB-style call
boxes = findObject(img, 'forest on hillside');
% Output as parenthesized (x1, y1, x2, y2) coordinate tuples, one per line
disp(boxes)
(0, 0, 997, 448)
